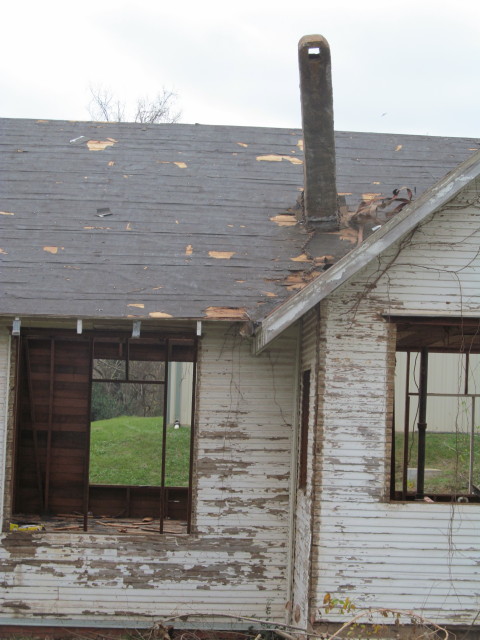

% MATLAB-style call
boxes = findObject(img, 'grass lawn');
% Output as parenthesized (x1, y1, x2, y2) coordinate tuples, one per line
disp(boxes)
(89, 416, 191, 486)
(395, 431, 480, 494)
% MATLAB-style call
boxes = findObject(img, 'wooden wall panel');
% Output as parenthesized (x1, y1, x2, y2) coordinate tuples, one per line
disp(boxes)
(14, 337, 91, 515)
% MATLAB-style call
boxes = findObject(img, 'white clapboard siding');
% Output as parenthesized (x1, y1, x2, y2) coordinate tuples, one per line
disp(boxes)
(290, 308, 319, 627)
(312, 189, 480, 626)
(0, 322, 297, 625)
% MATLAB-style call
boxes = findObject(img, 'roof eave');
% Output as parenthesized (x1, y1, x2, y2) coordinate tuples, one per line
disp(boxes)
(252, 148, 480, 354)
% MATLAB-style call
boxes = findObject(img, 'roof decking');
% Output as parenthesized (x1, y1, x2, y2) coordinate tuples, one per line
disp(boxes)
(1, 118, 478, 321)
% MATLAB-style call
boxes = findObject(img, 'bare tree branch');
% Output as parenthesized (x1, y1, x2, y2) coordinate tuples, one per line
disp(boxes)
(88, 85, 181, 123)
(134, 89, 181, 124)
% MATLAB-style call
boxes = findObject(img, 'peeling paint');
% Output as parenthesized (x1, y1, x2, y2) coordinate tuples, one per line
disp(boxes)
(126, 223, 132, 231)
(108, 161, 115, 166)
(186, 244, 193, 256)
(237, 143, 248, 148)
(204, 306, 248, 319)
(148, 311, 172, 318)
(297, 139, 304, 151)
(395, 144, 403, 152)
(0, 248, 7, 254)
(208, 251, 236, 259)
(87, 138, 117, 151)
(256, 154, 303, 165)
(261, 291, 278, 298)
(174, 162, 187, 169)
(361, 193, 382, 201)
(270, 215, 297, 227)
(0, 211, 14, 216)
(128, 304, 145, 309)
(84, 226, 111, 230)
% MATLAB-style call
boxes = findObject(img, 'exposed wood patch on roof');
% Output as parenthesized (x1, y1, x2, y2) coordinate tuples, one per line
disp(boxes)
(148, 311, 172, 318)
(158, 160, 188, 168)
(208, 251, 236, 259)
(43, 246, 63, 254)
(204, 307, 248, 319)
(256, 154, 303, 165)
(270, 214, 297, 227)
(87, 138, 117, 151)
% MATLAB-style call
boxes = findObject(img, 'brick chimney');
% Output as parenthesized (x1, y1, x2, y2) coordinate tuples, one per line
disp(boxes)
(298, 35, 338, 231)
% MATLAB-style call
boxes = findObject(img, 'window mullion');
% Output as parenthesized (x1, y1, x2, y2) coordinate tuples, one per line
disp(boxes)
(160, 338, 170, 534)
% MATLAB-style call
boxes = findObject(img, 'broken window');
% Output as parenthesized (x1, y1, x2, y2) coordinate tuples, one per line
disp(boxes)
(11, 331, 197, 533)
(391, 318, 480, 502)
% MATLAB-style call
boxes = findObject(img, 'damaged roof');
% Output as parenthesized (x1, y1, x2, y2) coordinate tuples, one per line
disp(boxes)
(0, 117, 478, 321)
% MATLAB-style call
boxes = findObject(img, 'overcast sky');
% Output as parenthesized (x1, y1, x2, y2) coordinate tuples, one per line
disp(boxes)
(2, 0, 480, 138)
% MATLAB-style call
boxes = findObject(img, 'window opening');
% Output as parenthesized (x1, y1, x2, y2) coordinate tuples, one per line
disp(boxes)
(392, 319, 480, 502)
(11, 331, 197, 534)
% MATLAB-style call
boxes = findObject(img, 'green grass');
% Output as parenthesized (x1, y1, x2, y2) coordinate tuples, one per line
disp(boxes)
(89, 416, 191, 486)
(395, 431, 480, 494)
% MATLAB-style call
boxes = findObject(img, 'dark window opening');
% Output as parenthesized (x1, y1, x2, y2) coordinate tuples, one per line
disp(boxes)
(391, 318, 480, 503)
(11, 331, 197, 533)
(298, 369, 311, 490)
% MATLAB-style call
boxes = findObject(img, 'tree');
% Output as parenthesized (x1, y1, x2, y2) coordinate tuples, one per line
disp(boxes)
(88, 85, 181, 124)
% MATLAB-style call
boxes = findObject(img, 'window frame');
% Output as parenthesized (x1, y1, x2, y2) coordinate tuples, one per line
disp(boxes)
(11, 329, 198, 533)
(389, 317, 480, 503)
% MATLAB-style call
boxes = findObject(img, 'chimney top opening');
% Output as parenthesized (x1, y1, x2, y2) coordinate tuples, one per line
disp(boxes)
(308, 46, 321, 57)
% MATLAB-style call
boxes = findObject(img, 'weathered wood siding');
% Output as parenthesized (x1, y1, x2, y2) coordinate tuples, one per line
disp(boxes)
(290, 309, 319, 627)
(0, 328, 11, 531)
(312, 184, 480, 626)
(0, 323, 297, 626)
